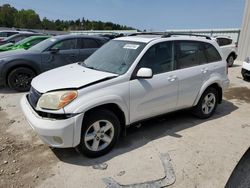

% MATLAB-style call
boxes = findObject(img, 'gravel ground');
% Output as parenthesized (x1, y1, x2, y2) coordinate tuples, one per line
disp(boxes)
(0, 61, 250, 188)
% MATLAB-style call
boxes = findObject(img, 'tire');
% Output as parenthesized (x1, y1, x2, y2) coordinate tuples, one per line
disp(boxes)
(227, 54, 235, 67)
(7, 67, 36, 92)
(241, 69, 249, 80)
(192, 87, 219, 119)
(77, 109, 121, 158)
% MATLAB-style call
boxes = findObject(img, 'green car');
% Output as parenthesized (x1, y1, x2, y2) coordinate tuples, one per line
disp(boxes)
(0, 35, 51, 52)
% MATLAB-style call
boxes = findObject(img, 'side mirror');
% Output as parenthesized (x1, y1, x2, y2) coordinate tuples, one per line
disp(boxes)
(136, 68, 153, 79)
(24, 43, 31, 49)
(49, 48, 59, 54)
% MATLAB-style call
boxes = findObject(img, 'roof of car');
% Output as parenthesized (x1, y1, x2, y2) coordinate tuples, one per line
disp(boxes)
(115, 33, 214, 44)
(53, 34, 106, 40)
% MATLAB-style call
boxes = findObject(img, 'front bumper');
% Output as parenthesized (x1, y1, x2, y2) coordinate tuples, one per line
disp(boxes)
(20, 95, 84, 148)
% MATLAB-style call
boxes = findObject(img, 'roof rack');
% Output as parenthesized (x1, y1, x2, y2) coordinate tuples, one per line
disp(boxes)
(162, 33, 211, 40)
(129, 32, 166, 36)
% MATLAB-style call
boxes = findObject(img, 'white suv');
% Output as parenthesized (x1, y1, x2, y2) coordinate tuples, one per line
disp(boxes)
(213, 36, 238, 67)
(21, 33, 229, 157)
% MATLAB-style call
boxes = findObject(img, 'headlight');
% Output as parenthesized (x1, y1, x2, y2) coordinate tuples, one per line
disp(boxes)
(37, 90, 77, 110)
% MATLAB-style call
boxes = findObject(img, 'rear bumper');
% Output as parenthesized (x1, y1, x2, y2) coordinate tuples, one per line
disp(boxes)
(21, 95, 84, 148)
(222, 79, 230, 91)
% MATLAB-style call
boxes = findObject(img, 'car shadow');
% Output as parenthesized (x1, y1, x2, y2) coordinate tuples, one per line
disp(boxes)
(51, 100, 238, 166)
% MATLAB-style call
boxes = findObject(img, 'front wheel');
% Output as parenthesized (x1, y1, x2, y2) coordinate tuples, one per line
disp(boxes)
(7, 67, 36, 92)
(192, 87, 218, 119)
(77, 109, 121, 158)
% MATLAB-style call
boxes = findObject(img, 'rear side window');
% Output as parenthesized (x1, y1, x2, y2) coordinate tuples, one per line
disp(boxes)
(51, 39, 78, 50)
(82, 38, 100, 49)
(216, 38, 232, 46)
(7, 32, 18, 37)
(175, 41, 206, 69)
(203, 43, 222, 63)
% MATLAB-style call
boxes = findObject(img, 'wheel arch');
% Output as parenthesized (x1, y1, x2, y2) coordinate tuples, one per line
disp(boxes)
(73, 102, 128, 147)
(194, 81, 223, 106)
(227, 51, 237, 60)
(4, 60, 40, 85)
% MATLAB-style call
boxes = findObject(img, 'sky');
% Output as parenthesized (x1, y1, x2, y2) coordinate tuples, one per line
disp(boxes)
(0, 0, 246, 31)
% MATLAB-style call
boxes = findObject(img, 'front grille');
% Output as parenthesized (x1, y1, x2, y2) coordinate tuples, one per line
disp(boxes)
(28, 87, 42, 109)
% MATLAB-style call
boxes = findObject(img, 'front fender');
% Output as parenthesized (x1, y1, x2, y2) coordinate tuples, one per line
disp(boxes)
(65, 95, 129, 147)
(2, 59, 41, 82)
(193, 77, 223, 106)
(70, 95, 129, 122)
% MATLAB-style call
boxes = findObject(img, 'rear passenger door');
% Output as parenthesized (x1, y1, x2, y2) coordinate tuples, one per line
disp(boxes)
(174, 40, 206, 108)
(201, 42, 223, 82)
(78, 38, 101, 61)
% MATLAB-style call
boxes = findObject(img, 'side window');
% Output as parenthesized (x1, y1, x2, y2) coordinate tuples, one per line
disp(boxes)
(15, 36, 26, 43)
(175, 41, 206, 69)
(83, 38, 100, 49)
(51, 39, 77, 50)
(28, 38, 44, 46)
(217, 38, 232, 46)
(7, 32, 18, 37)
(203, 43, 222, 63)
(138, 42, 174, 75)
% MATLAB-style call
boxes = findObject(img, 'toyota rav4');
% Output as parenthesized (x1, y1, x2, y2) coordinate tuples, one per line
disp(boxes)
(21, 33, 230, 157)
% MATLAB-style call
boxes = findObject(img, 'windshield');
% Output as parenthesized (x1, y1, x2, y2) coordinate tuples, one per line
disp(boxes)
(83, 40, 146, 74)
(29, 37, 57, 52)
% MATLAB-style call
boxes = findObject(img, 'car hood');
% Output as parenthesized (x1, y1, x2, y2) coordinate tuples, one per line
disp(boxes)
(32, 63, 118, 93)
(0, 49, 28, 58)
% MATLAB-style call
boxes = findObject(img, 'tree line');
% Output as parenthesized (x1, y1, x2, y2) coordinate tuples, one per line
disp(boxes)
(0, 4, 135, 31)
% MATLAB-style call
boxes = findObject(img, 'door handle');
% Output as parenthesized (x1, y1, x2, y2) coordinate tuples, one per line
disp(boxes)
(167, 75, 177, 82)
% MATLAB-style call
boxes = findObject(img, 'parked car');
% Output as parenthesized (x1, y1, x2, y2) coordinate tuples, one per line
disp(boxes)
(0, 35, 108, 91)
(241, 57, 250, 80)
(0, 33, 43, 45)
(0, 35, 51, 52)
(213, 36, 238, 67)
(0, 30, 30, 41)
(21, 33, 230, 157)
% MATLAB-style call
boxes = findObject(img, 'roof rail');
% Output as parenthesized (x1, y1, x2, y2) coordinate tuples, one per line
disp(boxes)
(162, 33, 211, 40)
(129, 32, 166, 36)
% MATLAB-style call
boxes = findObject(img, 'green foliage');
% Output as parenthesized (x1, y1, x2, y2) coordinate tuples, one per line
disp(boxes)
(0, 4, 135, 31)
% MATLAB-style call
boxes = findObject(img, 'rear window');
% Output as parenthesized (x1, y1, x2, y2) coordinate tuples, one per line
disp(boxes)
(83, 38, 100, 48)
(216, 38, 232, 46)
(203, 43, 222, 63)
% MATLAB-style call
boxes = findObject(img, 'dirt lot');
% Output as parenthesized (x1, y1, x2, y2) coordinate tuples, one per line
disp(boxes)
(0, 61, 250, 188)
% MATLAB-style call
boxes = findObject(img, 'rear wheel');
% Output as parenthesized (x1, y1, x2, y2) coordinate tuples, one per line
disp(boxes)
(7, 67, 35, 92)
(227, 54, 235, 67)
(192, 87, 218, 119)
(77, 109, 120, 158)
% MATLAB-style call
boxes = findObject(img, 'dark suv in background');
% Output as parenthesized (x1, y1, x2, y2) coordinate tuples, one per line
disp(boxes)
(0, 35, 108, 91)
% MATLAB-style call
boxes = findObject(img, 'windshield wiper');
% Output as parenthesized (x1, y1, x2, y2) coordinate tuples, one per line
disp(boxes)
(79, 61, 98, 70)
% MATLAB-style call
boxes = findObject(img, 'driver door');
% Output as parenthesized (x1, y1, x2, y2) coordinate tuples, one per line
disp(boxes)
(129, 42, 178, 123)
(41, 38, 80, 71)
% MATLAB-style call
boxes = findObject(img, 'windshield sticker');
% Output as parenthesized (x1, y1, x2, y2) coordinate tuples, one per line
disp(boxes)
(123, 44, 139, 49)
